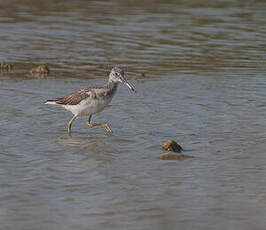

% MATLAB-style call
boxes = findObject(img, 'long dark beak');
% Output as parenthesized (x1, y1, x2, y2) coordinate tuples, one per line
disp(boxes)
(124, 81, 136, 92)
(121, 77, 136, 92)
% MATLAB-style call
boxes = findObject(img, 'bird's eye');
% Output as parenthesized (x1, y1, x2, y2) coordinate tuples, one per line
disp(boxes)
(115, 72, 119, 76)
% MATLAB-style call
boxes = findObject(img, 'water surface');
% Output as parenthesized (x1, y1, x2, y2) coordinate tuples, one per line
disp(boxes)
(1, 0, 266, 229)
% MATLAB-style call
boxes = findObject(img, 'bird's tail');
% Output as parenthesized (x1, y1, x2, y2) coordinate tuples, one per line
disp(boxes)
(45, 100, 57, 105)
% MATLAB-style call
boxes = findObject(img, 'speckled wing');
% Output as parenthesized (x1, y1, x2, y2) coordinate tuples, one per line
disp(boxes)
(46, 88, 94, 105)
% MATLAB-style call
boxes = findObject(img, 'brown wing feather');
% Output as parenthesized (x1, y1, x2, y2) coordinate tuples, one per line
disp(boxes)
(53, 88, 93, 105)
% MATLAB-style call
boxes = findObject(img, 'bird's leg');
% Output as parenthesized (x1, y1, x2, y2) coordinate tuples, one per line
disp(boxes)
(87, 115, 92, 125)
(87, 115, 112, 133)
(68, 115, 78, 136)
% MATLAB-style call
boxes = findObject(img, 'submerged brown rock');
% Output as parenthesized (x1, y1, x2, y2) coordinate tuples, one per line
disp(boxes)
(1, 62, 13, 71)
(30, 64, 50, 74)
(158, 153, 194, 160)
(160, 140, 183, 153)
(159, 140, 194, 160)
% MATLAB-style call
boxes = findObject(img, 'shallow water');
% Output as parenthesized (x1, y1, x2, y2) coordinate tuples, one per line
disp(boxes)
(1, 0, 266, 229)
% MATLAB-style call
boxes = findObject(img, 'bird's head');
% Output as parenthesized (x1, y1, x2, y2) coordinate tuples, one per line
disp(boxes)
(109, 67, 135, 92)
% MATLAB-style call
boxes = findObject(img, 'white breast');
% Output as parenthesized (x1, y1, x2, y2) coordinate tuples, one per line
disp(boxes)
(63, 96, 113, 117)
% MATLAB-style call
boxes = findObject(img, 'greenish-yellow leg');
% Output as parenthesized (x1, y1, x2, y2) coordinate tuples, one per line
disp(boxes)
(87, 115, 112, 133)
(68, 115, 78, 136)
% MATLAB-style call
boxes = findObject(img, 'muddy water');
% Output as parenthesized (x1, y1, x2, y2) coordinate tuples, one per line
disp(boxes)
(1, 0, 266, 229)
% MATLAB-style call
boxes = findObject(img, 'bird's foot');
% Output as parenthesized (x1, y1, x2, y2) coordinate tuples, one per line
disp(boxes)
(88, 122, 112, 133)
